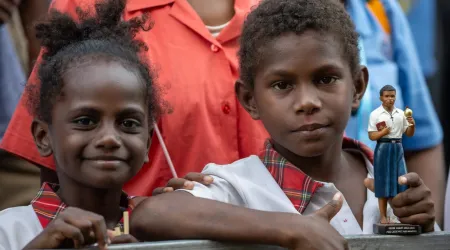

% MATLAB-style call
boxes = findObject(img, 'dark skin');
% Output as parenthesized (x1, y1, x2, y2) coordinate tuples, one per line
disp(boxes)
(131, 31, 369, 250)
(36, 0, 445, 227)
(242, 31, 369, 227)
(24, 61, 148, 249)
(157, 32, 435, 232)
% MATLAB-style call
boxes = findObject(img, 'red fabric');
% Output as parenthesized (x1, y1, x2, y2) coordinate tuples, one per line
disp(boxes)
(259, 137, 374, 213)
(0, 0, 268, 196)
(30, 182, 134, 229)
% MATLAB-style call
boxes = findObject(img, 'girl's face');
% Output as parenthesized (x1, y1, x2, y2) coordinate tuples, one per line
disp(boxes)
(240, 31, 367, 158)
(34, 61, 150, 189)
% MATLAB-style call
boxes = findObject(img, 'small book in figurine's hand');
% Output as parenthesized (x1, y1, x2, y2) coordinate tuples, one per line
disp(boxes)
(376, 121, 386, 131)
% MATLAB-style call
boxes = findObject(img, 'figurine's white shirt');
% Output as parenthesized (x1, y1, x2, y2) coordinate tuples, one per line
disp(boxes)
(179, 151, 403, 235)
(368, 105, 409, 138)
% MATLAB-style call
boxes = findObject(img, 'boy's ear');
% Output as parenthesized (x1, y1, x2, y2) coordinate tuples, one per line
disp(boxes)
(352, 66, 369, 112)
(235, 80, 260, 120)
(31, 119, 53, 157)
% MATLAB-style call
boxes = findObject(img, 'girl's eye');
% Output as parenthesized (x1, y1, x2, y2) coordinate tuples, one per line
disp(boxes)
(74, 117, 95, 126)
(318, 76, 337, 85)
(122, 119, 141, 128)
(272, 81, 293, 90)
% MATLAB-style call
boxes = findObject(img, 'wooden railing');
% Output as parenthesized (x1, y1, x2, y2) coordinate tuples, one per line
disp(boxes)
(69, 231, 450, 250)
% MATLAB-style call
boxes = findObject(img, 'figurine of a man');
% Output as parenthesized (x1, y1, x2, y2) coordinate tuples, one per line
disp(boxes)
(368, 85, 415, 224)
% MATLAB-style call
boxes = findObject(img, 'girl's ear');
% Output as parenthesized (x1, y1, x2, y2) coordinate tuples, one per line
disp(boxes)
(352, 66, 369, 112)
(31, 119, 53, 157)
(235, 80, 260, 120)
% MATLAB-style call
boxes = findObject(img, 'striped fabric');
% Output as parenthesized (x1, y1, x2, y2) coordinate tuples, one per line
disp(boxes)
(259, 137, 374, 214)
(30, 182, 135, 229)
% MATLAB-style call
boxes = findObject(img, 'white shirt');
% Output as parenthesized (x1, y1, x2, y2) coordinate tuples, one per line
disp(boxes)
(0, 205, 43, 250)
(368, 105, 409, 138)
(180, 153, 401, 235)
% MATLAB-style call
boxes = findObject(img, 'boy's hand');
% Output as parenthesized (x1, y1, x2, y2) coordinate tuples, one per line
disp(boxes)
(391, 173, 435, 232)
(152, 172, 214, 195)
(23, 207, 110, 250)
(364, 173, 435, 232)
(287, 192, 348, 250)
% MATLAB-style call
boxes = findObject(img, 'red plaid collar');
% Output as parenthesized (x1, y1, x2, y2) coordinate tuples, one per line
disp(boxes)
(259, 137, 374, 214)
(30, 182, 135, 229)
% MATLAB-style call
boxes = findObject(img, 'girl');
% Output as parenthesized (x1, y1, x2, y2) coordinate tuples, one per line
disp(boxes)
(0, 0, 160, 249)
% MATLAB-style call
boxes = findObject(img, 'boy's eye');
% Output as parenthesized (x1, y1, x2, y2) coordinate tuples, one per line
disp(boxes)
(73, 117, 95, 126)
(272, 81, 292, 90)
(121, 119, 141, 128)
(317, 76, 337, 85)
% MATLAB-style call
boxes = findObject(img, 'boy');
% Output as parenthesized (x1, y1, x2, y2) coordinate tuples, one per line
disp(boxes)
(131, 0, 435, 246)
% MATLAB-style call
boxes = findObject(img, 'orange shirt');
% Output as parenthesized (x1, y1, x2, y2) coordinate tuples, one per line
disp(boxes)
(0, 0, 268, 196)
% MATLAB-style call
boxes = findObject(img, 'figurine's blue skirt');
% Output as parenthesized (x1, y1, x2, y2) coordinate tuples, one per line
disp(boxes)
(374, 139, 408, 198)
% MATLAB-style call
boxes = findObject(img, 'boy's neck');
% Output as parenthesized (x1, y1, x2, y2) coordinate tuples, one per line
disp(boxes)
(56, 174, 124, 229)
(187, 0, 235, 26)
(272, 136, 347, 182)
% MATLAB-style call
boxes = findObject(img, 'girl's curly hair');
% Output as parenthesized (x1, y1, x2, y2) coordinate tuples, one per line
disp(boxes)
(27, 0, 161, 125)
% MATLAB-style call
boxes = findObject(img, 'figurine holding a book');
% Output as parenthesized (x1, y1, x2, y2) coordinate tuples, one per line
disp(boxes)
(368, 85, 417, 234)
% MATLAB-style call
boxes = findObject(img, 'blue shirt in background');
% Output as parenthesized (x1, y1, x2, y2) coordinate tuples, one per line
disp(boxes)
(402, 0, 437, 78)
(345, 0, 443, 151)
(0, 26, 25, 142)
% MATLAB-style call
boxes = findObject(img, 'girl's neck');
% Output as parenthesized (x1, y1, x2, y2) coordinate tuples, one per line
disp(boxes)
(56, 173, 124, 229)
(273, 136, 346, 182)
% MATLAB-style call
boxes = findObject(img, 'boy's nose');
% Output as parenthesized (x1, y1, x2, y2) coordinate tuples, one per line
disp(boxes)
(294, 84, 321, 115)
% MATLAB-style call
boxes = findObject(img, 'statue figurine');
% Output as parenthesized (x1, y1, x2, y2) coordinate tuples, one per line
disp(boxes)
(368, 85, 419, 235)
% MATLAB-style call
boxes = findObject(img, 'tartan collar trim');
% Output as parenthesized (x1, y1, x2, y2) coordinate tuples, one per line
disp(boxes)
(257, 137, 374, 213)
(30, 182, 134, 229)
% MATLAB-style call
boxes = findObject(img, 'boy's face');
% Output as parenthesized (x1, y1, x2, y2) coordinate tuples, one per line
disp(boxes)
(237, 31, 367, 157)
(380, 90, 396, 109)
(32, 61, 150, 189)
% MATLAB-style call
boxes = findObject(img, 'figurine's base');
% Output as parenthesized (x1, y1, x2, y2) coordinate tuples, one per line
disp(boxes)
(373, 223, 422, 235)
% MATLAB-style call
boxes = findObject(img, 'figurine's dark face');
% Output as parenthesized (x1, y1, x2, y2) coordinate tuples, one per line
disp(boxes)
(380, 90, 396, 109)
(237, 31, 367, 157)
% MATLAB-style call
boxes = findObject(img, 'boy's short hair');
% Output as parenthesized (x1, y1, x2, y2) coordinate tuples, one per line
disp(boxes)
(379, 85, 396, 96)
(238, 0, 360, 88)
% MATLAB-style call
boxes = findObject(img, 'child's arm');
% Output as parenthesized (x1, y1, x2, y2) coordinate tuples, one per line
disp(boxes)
(23, 207, 110, 250)
(131, 191, 348, 250)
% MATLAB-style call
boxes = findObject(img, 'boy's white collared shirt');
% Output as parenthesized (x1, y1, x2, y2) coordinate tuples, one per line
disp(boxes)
(368, 105, 409, 138)
(180, 152, 439, 235)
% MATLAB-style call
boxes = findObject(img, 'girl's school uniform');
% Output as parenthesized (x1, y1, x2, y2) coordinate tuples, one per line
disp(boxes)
(0, 183, 134, 250)
(179, 137, 439, 235)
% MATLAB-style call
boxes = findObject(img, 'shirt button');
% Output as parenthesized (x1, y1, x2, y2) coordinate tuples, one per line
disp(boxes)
(211, 44, 219, 52)
(222, 102, 231, 114)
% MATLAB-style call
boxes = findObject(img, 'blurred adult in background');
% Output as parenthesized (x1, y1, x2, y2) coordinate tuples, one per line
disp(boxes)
(436, 0, 450, 231)
(0, 0, 50, 210)
(345, 0, 445, 227)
